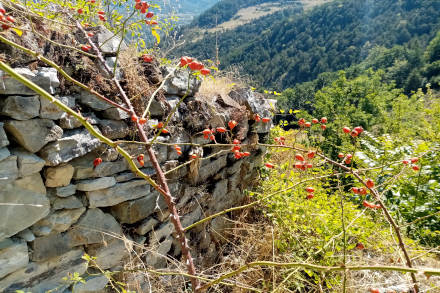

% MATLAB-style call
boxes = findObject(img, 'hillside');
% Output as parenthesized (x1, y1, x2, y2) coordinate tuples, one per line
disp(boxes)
(173, 0, 440, 89)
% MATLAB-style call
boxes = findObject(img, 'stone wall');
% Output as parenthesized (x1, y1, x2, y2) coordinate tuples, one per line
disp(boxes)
(0, 60, 271, 291)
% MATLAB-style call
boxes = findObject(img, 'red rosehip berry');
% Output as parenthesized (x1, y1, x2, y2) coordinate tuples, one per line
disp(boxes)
(343, 127, 351, 134)
(265, 163, 275, 169)
(188, 61, 204, 71)
(216, 127, 227, 133)
(139, 118, 147, 124)
(321, 117, 328, 124)
(202, 129, 211, 136)
(295, 162, 304, 169)
(93, 157, 103, 167)
(295, 153, 305, 161)
(305, 187, 315, 193)
(305, 122, 311, 127)
(352, 187, 359, 194)
(410, 157, 419, 163)
(87, 32, 94, 37)
(228, 120, 237, 130)
(354, 126, 364, 134)
(412, 165, 420, 171)
(146, 12, 154, 18)
(402, 160, 409, 165)
(307, 151, 316, 159)
(97, 10, 105, 15)
(6, 16, 14, 23)
(200, 68, 211, 76)
(370, 289, 380, 293)
(0, 8, 6, 14)
(98, 15, 106, 21)
(338, 153, 345, 158)
(356, 242, 365, 250)
(242, 151, 251, 157)
(366, 179, 375, 188)
(321, 124, 327, 130)
(312, 118, 319, 124)
(131, 115, 138, 122)
(298, 118, 306, 126)
(306, 194, 314, 199)
(262, 117, 271, 123)
(161, 129, 169, 134)
(190, 154, 198, 159)
(77, 8, 83, 14)
(350, 130, 359, 137)
(233, 139, 240, 145)
(142, 55, 153, 62)
(254, 114, 261, 122)
(305, 163, 313, 169)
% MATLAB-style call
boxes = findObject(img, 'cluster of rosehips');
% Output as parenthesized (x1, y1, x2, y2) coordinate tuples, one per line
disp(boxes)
(254, 114, 271, 123)
(202, 120, 238, 141)
(137, 154, 145, 167)
(338, 152, 353, 165)
(77, 7, 106, 21)
(294, 151, 315, 170)
(342, 125, 364, 137)
(134, 0, 157, 25)
(352, 186, 368, 195)
(180, 56, 211, 76)
(230, 139, 250, 159)
(402, 157, 420, 171)
(142, 54, 154, 63)
(274, 136, 286, 145)
(299, 117, 327, 130)
(305, 186, 315, 199)
(174, 145, 182, 156)
(93, 157, 103, 167)
(130, 114, 148, 125)
(0, 8, 14, 30)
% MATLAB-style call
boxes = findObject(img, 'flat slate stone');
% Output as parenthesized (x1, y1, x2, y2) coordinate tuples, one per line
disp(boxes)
(76, 176, 116, 191)
(10, 147, 45, 177)
(0, 95, 40, 120)
(0, 239, 29, 279)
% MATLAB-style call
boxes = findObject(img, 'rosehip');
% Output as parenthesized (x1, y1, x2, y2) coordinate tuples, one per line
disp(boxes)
(1, 24, 10, 30)
(232, 145, 241, 151)
(216, 127, 227, 133)
(200, 68, 211, 76)
(366, 179, 375, 188)
(188, 61, 204, 71)
(98, 15, 106, 21)
(137, 154, 144, 161)
(234, 152, 242, 159)
(338, 153, 345, 158)
(354, 126, 364, 134)
(295, 153, 305, 161)
(202, 129, 211, 136)
(161, 129, 169, 134)
(254, 114, 261, 122)
(135, 2, 142, 9)
(209, 134, 215, 141)
(402, 160, 409, 165)
(307, 151, 316, 159)
(343, 127, 351, 134)
(352, 187, 359, 194)
(410, 157, 419, 163)
(228, 120, 238, 130)
(190, 154, 198, 159)
(304, 122, 311, 128)
(298, 118, 306, 126)
(262, 117, 271, 123)
(93, 157, 103, 167)
(131, 115, 138, 122)
(6, 16, 14, 23)
(146, 12, 154, 18)
(346, 154, 353, 159)
(0, 8, 6, 14)
(306, 194, 314, 199)
(77, 8, 83, 14)
(233, 139, 240, 145)
(295, 162, 304, 169)
(359, 188, 368, 195)
(87, 32, 94, 37)
(156, 122, 164, 129)
(356, 242, 365, 250)
(312, 118, 319, 124)
(412, 165, 420, 171)
(321, 117, 328, 124)
(97, 10, 105, 15)
(265, 163, 275, 169)
(305, 187, 315, 193)
(242, 152, 251, 157)
(142, 55, 153, 62)
(138, 160, 145, 167)
(180, 56, 192, 67)
(305, 163, 313, 169)
(350, 130, 359, 137)
(81, 45, 90, 52)
(139, 118, 147, 124)
(321, 124, 327, 130)
(370, 289, 380, 293)
(176, 150, 182, 156)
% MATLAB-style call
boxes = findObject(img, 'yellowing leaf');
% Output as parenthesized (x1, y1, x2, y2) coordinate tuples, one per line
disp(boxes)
(280, 109, 285, 113)
(12, 28, 23, 37)
(293, 110, 301, 113)
(289, 109, 293, 114)
(151, 29, 160, 44)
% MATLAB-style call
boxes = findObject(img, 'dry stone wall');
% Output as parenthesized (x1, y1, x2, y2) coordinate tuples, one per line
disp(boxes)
(0, 60, 272, 292)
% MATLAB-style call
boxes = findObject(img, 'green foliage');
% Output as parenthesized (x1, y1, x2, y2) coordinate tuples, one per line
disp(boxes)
(175, 0, 440, 89)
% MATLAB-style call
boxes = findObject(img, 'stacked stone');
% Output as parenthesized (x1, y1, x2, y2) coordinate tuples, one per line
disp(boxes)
(0, 62, 272, 292)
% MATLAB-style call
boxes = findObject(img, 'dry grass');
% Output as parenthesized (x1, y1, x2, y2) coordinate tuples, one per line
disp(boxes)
(198, 66, 251, 98)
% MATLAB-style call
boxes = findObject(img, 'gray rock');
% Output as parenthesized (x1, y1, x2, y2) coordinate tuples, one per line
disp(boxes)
(161, 67, 201, 96)
(0, 173, 49, 241)
(10, 147, 45, 177)
(40, 95, 75, 120)
(0, 248, 87, 292)
(93, 159, 130, 177)
(77, 176, 116, 191)
(70, 153, 128, 180)
(146, 238, 172, 268)
(98, 119, 130, 139)
(102, 107, 129, 120)
(135, 217, 159, 235)
(150, 221, 173, 242)
(0, 240, 28, 278)
(31, 233, 71, 261)
(196, 155, 227, 183)
(86, 238, 129, 270)
(86, 179, 150, 208)
(31, 207, 86, 236)
(34, 67, 60, 94)
(181, 208, 202, 229)
(0, 68, 37, 95)
(59, 111, 100, 129)
(52, 196, 84, 210)
(163, 160, 188, 180)
(97, 25, 127, 54)
(56, 184, 77, 197)
(4, 119, 63, 153)
(0, 147, 9, 161)
(0, 122, 8, 148)
(0, 95, 40, 120)
(78, 90, 113, 111)
(16, 229, 35, 242)
(0, 155, 17, 183)
(73, 275, 109, 293)
(110, 190, 167, 224)
(210, 215, 234, 243)
(39, 128, 101, 166)
(68, 208, 122, 246)
(44, 164, 74, 187)
(211, 179, 228, 212)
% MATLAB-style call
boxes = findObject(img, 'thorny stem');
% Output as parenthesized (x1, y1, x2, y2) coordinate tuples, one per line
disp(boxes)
(73, 18, 201, 291)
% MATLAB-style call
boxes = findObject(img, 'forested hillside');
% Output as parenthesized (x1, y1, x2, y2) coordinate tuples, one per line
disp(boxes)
(173, 0, 440, 89)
